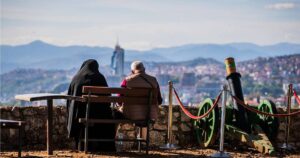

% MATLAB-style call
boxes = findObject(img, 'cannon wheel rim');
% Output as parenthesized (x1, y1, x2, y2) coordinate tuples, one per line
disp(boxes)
(258, 100, 279, 140)
(194, 98, 219, 147)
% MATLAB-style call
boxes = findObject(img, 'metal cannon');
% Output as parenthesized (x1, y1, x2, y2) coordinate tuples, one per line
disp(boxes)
(194, 57, 279, 155)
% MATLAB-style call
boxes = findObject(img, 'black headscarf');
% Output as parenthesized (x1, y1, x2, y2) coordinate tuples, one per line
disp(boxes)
(66, 59, 115, 151)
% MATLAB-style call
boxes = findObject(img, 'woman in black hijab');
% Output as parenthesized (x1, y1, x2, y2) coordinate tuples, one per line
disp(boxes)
(67, 59, 116, 152)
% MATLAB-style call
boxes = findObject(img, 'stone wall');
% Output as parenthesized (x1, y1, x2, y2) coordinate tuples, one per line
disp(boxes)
(276, 108, 300, 148)
(1, 106, 300, 150)
(0, 106, 72, 150)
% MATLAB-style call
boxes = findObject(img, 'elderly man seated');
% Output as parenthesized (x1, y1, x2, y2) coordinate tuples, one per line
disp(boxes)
(114, 61, 163, 142)
(120, 61, 163, 121)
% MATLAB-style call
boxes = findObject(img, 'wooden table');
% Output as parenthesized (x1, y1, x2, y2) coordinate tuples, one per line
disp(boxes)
(0, 119, 25, 157)
(15, 93, 81, 155)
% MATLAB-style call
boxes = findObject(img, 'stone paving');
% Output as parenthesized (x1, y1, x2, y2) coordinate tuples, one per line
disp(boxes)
(1, 148, 300, 158)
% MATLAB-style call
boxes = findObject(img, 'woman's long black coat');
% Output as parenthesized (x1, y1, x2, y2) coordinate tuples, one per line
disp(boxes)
(66, 59, 115, 151)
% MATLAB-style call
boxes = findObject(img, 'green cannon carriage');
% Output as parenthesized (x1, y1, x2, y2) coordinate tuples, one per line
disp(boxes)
(194, 58, 280, 155)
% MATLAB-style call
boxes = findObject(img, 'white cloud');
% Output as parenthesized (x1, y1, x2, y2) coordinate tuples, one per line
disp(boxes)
(266, 3, 297, 10)
(1, 1, 300, 48)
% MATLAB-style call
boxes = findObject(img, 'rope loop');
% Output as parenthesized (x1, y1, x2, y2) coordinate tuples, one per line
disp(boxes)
(293, 89, 300, 105)
(230, 93, 300, 117)
(173, 87, 222, 120)
(173, 87, 300, 119)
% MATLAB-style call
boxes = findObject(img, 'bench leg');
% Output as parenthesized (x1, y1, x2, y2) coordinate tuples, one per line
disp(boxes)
(84, 95, 91, 154)
(77, 139, 82, 151)
(137, 127, 141, 152)
(146, 124, 150, 155)
(84, 124, 88, 153)
(47, 99, 53, 155)
(18, 126, 22, 158)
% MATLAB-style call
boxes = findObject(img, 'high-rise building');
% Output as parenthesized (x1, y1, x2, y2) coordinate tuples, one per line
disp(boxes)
(111, 42, 125, 76)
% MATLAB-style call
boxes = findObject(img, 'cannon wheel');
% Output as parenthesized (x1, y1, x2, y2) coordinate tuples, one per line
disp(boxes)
(258, 100, 279, 140)
(225, 104, 234, 124)
(194, 98, 219, 147)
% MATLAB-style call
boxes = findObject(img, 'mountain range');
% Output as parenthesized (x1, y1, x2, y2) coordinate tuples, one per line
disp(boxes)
(1, 40, 300, 73)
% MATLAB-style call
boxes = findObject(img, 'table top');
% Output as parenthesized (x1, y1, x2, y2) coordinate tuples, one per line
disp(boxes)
(0, 119, 24, 123)
(15, 93, 81, 102)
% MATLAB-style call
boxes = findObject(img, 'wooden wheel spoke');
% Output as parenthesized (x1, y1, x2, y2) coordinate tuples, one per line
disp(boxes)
(258, 100, 279, 140)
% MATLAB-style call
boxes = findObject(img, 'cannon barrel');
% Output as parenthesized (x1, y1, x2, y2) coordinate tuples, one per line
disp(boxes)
(225, 57, 251, 133)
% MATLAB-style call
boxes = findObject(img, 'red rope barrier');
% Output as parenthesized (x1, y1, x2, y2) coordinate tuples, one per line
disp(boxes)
(293, 89, 300, 105)
(231, 95, 300, 117)
(173, 88, 222, 120)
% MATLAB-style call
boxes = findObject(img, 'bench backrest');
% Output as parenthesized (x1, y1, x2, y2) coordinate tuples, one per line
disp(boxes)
(82, 86, 158, 105)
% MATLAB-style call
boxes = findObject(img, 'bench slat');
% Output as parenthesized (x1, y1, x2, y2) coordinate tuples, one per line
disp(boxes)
(80, 139, 146, 142)
(82, 86, 157, 97)
(79, 118, 147, 124)
(82, 95, 158, 104)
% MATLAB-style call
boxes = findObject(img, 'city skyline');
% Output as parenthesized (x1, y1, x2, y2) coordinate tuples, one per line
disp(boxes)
(1, 0, 300, 50)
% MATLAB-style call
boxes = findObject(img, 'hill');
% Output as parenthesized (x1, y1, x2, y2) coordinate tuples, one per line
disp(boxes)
(0, 56, 221, 103)
(146, 42, 300, 62)
(1, 40, 299, 73)
(0, 69, 76, 103)
(1, 54, 299, 103)
(0, 40, 168, 73)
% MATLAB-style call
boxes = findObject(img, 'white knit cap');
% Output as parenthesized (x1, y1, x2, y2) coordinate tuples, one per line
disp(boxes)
(131, 61, 145, 72)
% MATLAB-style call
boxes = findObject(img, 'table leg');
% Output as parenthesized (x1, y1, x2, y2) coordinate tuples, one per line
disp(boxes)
(47, 99, 53, 155)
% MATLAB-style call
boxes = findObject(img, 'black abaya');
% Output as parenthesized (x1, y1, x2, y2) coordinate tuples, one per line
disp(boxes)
(66, 59, 116, 151)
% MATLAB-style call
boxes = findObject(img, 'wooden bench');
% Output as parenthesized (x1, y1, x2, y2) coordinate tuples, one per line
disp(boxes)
(0, 119, 25, 157)
(78, 86, 158, 154)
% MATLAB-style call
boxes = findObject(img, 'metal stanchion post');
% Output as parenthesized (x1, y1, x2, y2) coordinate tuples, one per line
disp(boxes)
(160, 81, 180, 149)
(281, 84, 294, 150)
(211, 85, 230, 158)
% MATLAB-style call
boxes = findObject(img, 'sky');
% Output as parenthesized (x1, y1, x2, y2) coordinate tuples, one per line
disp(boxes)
(1, 0, 300, 50)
